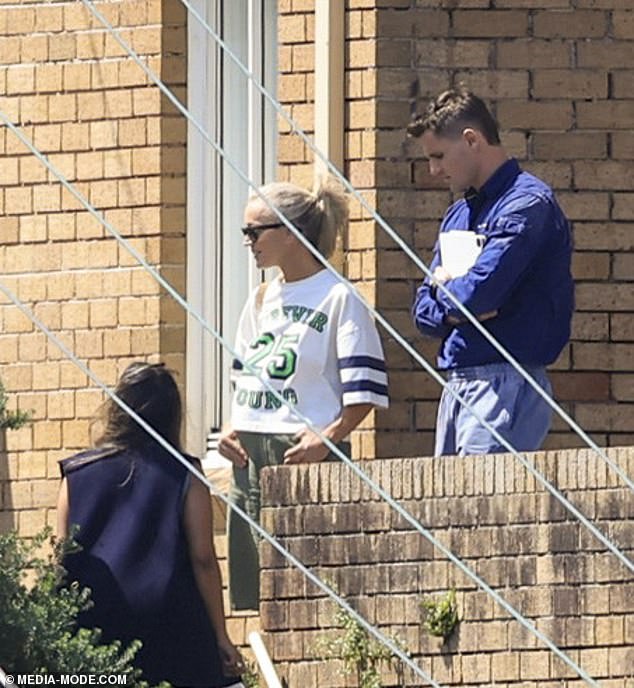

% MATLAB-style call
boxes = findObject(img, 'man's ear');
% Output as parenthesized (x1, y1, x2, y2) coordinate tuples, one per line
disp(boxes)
(462, 127, 480, 148)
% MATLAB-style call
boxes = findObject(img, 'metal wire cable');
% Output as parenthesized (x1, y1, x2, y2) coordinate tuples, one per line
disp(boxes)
(74, 1, 634, 582)
(175, 0, 634, 495)
(0, 4, 624, 676)
(0, 5, 616, 680)
(0, 277, 436, 688)
(0, 108, 599, 686)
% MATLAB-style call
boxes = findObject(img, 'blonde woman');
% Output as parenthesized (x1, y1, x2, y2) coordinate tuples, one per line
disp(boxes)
(219, 177, 389, 610)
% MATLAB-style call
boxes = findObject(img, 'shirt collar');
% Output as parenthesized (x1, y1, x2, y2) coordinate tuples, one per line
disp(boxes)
(464, 158, 521, 209)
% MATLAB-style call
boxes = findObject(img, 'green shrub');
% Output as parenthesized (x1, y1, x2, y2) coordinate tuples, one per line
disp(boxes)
(240, 659, 260, 687)
(0, 379, 32, 430)
(0, 528, 158, 685)
(316, 605, 408, 688)
(419, 589, 459, 640)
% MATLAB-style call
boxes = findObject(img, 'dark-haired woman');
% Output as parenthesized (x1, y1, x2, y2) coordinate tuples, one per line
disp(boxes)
(57, 362, 243, 687)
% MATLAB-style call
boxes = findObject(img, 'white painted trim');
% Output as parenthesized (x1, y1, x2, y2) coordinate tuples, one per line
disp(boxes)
(248, 631, 283, 688)
(186, 0, 221, 457)
(185, 1, 277, 460)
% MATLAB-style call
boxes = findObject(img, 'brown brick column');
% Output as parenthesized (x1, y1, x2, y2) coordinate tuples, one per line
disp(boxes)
(0, 0, 187, 535)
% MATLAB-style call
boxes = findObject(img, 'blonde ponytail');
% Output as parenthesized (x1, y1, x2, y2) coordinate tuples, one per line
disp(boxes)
(312, 175, 348, 258)
(249, 175, 348, 259)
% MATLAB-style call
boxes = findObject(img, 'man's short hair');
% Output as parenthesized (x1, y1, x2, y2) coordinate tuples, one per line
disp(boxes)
(407, 88, 501, 145)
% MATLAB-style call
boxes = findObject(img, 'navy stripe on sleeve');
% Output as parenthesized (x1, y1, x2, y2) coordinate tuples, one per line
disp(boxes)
(338, 355, 386, 372)
(342, 380, 388, 396)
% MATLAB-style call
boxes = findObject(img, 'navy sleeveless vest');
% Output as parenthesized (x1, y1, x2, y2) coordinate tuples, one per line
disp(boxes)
(60, 444, 236, 687)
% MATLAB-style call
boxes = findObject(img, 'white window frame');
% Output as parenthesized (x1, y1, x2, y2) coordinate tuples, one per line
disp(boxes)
(186, 0, 277, 459)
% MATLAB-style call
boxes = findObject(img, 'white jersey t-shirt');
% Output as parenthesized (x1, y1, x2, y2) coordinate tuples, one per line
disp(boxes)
(230, 270, 388, 434)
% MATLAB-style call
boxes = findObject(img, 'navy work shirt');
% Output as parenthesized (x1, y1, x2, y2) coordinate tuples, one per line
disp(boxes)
(413, 158, 574, 370)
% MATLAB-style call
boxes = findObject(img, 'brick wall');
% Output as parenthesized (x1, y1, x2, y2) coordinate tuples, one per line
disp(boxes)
(0, 0, 187, 535)
(259, 448, 634, 685)
(372, 1, 634, 455)
(279, 1, 634, 458)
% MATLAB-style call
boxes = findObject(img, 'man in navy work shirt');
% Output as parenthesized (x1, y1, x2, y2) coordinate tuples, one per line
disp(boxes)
(409, 88, 574, 457)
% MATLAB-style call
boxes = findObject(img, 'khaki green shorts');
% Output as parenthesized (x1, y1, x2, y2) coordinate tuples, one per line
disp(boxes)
(227, 431, 350, 611)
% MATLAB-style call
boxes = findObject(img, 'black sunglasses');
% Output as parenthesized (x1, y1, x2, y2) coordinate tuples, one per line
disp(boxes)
(241, 222, 284, 243)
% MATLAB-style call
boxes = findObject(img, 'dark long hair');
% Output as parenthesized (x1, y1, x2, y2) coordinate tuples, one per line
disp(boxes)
(95, 362, 183, 452)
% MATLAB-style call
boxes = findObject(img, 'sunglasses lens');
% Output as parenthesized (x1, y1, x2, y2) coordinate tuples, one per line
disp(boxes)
(241, 222, 282, 243)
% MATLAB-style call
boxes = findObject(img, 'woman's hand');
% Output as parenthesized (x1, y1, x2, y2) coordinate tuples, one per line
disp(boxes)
(283, 404, 374, 465)
(283, 428, 331, 464)
(217, 635, 245, 676)
(218, 428, 249, 468)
